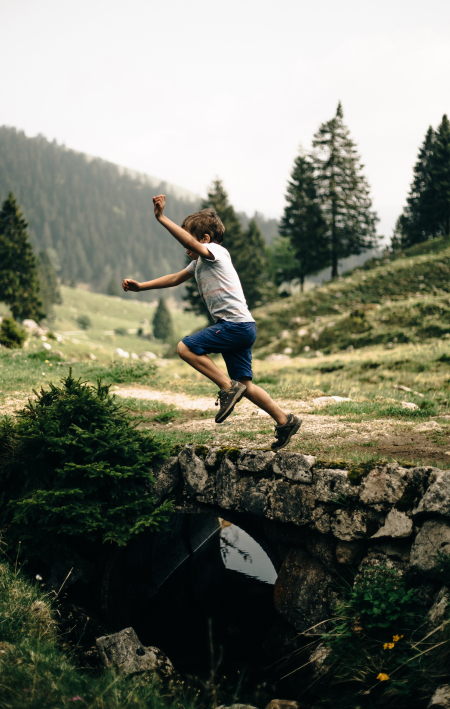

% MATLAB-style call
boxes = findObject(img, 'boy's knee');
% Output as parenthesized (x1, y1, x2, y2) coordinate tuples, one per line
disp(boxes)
(177, 341, 190, 359)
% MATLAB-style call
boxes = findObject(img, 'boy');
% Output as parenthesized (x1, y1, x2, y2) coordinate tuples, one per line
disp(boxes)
(122, 195, 301, 450)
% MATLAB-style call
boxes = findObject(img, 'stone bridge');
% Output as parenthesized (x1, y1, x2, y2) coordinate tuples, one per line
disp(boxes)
(152, 444, 450, 635)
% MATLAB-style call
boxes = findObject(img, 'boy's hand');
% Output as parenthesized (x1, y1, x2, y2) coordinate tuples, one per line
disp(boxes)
(153, 194, 166, 219)
(122, 279, 141, 292)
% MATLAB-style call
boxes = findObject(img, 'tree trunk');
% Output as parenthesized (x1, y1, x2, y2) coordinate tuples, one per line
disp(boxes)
(300, 275, 304, 293)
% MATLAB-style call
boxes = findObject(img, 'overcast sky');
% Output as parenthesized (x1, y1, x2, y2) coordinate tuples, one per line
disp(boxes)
(1, 0, 450, 240)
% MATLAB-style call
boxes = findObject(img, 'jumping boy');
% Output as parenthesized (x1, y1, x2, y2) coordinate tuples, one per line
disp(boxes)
(122, 195, 301, 450)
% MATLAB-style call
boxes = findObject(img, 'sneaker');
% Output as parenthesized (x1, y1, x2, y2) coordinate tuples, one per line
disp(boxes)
(215, 381, 247, 423)
(271, 414, 302, 450)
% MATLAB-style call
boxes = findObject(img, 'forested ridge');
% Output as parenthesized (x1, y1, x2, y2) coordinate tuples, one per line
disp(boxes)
(0, 127, 278, 297)
(0, 127, 200, 295)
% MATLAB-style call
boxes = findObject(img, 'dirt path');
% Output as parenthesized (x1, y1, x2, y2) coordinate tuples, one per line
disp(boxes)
(115, 386, 450, 464)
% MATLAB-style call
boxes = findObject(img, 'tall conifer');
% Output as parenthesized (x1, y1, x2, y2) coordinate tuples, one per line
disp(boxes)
(36, 250, 62, 319)
(183, 180, 267, 318)
(279, 152, 328, 290)
(152, 297, 174, 341)
(392, 127, 436, 249)
(392, 116, 450, 250)
(312, 103, 379, 277)
(0, 192, 45, 321)
(430, 114, 450, 237)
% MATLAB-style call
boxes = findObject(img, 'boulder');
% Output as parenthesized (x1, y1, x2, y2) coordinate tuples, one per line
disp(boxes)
(359, 464, 408, 509)
(371, 509, 413, 539)
(96, 627, 174, 677)
(413, 469, 450, 518)
(309, 643, 332, 678)
(178, 445, 211, 500)
(272, 452, 315, 483)
(410, 520, 450, 578)
(215, 457, 240, 509)
(274, 548, 334, 633)
(314, 469, 359, 503)
(427, 587, 449, 630)
(335, 540, 364, 565)
(237, 449, 275, 474)
(428, 685, 450, 708)
(152, 457, 180, 503)
(265, 701, 306, 709)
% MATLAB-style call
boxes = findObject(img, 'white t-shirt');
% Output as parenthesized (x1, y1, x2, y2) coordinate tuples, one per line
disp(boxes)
(186, 243, 255, 323)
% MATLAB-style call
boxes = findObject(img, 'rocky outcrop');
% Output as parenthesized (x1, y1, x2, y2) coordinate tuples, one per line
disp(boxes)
(96, 627, 174, 678)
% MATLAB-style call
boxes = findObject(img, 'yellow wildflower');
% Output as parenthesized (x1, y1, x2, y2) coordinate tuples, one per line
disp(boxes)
(392, 634, 404, 642)
(383, 643, 395, 649)
(377, 673, 389, 682)
(45, 360, 49, 363)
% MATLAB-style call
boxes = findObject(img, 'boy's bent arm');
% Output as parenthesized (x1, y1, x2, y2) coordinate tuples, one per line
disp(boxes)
(153, 195, 214, 259)
(122, 268, 193, 293)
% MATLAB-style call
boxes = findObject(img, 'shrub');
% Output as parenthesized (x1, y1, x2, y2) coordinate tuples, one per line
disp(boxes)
(0, 316, 26, 348)
(0, 371, 173, 561)
(114, 326, 127, 336)
(77, 314, 91, 330)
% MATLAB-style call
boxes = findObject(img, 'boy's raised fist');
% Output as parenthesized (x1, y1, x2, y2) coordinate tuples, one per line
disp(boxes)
(122, 279, 140, 292)
(153, 194, 166, 218)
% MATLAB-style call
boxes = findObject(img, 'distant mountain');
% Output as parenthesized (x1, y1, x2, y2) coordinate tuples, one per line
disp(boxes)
(0, 127, 279, 299)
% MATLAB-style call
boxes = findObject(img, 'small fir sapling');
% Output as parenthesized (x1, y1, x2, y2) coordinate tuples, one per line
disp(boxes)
(0, 317, 26, 348)
(0, 370, 173, 561)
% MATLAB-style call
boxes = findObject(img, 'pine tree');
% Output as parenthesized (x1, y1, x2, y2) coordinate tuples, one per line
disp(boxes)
(312, 103, 379, 277)
(391, 127, 436, 249)
(184, 180, 267, 316)
(0, 192, 45, 321)
(36, 249, 62, 319)
(152, 297, 174, 341)
(279, 152, 328, 290)
(392, 116, 450, 250)
(430, 114, 450, 237)
(106, 278, 121, 297)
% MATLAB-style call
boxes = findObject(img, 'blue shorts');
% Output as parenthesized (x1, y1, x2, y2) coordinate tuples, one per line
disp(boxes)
(182, 320, 257, 380)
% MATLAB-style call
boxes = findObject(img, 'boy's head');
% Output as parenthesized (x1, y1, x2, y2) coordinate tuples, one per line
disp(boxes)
(182, 208, 225, 244)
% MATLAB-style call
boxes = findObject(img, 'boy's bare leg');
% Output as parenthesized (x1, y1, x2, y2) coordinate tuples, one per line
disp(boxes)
(177, 344, 288, 426)
(238, 377, 288, 426)
(177, 342, 232, 389)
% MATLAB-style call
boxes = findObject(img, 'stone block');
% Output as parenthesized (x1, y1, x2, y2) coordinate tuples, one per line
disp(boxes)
(335, 540, 364, 565)
(237, 449, 275, 474)
(413, 469, 450, 518)
(371, 509, 413, 539)
(152, 457, 180, 503)
(272, 452, 315, 483)
(269, 479, 315, 526)
(359, 464, 408, 509)
(314, 469, 359, 503)
(96, 627, 174, 677)
(274, 548, 334, 633)
(410, 520, 450, 578)
(331, 508, 381, 541)
(215, 458, 239, 509)
(311, 506, 331, 535)
(178, 445, 211, 500)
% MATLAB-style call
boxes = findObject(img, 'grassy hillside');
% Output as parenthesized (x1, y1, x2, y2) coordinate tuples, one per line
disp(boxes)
(254, 236, 450, 356)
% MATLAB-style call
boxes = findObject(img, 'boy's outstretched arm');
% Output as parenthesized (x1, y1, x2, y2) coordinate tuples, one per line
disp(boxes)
(153, 195, 214, 259)
(122, 268, 193, 293)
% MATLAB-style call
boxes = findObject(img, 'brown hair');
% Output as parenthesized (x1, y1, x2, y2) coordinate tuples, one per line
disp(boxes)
(181, 208, 225, 244)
